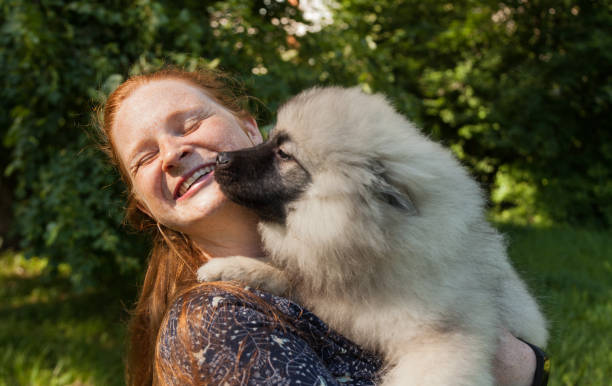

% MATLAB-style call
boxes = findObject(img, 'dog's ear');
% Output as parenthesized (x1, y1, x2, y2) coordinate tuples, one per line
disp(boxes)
(369, 161, 419, 215)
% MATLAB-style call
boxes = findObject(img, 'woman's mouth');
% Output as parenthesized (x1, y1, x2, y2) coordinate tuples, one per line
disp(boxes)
(175, 164, 215, 200)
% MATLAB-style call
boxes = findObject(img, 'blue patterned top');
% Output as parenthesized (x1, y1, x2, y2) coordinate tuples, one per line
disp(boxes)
(158, 286, 383, 385)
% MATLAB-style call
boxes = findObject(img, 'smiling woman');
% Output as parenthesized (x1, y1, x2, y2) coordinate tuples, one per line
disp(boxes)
(111, 78, 262, 240)
(97, 68, 541, 386)
(97, 69, 272, 385)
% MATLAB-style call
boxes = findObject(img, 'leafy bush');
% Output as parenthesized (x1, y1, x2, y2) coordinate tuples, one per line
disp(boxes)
(1, 0, 610, 286)
(330, 0, 612, 226)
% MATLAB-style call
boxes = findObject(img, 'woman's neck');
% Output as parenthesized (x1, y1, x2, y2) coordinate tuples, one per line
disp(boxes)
(191, 202, 265, 259)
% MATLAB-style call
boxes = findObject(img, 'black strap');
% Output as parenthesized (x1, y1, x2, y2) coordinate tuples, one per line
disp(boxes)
(518, 338, 550, 386)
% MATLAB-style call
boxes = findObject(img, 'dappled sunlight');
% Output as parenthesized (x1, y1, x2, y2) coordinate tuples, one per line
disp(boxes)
(0, 253, 74, 308)
(0, 252, 48, 278)
(0, 251, 128, 386)
(1, 0, 610, 384)
(491, 168, 554, 226)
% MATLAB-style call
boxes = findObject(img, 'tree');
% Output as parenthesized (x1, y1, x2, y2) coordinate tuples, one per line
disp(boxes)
(2, 0, 610, 287)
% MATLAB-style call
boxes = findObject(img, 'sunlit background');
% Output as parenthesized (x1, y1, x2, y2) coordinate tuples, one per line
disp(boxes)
(1, 0, 610, 384)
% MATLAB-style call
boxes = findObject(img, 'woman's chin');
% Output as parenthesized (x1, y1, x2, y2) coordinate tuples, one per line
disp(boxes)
(169, 194, 229, 229)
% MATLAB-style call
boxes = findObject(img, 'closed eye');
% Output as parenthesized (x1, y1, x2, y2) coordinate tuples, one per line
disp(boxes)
(132, 151, 158, 174)
(184, 113, 213, 135)
(183, 120, 201, 136)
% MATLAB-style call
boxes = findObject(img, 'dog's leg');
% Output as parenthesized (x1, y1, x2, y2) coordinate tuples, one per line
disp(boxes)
(197, 256, 290, 296)
(381, 331, 496, 386)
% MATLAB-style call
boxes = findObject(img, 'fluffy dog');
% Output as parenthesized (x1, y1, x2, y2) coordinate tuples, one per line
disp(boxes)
(197, 87, 548, 385)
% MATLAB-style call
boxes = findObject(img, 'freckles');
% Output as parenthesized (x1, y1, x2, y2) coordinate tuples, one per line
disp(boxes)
(135, 167, 165, 204)
(161, 178, 173, 198)
(214, 128, 250, 151)
(206, 115, 252, 150)
(219, 138, 242, 152)
(231, 125, 253, 148)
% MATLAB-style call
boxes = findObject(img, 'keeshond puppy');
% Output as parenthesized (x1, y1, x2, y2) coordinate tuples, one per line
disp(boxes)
(198, 87, 548, 385)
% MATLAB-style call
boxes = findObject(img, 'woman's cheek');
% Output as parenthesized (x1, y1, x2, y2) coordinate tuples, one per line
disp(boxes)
(205, 117, 251, 151)
(135, 165, 163, 204)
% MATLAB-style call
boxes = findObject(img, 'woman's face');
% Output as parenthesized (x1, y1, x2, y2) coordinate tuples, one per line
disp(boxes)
(111, 79, 262, 235)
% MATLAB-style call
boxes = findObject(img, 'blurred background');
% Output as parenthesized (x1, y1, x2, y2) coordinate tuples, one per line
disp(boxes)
(1, 0, 610, 384)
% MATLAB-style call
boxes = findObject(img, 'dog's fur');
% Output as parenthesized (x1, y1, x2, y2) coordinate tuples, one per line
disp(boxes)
(198, 87, 548, 385)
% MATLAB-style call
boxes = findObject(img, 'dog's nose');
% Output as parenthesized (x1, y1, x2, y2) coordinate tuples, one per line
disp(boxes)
(216, 152, 232, 166)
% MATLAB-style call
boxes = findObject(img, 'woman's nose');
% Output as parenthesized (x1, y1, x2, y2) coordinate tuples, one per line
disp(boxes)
(161, 140, 190, 172)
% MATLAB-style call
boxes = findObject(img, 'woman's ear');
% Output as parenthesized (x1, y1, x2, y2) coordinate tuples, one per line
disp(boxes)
(243, 115, 263, 145)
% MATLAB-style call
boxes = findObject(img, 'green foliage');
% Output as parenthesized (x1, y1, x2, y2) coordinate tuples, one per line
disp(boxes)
(330, 0, 612, 226)
(0, 0, 312, 287)
(1, 0, 610, 286)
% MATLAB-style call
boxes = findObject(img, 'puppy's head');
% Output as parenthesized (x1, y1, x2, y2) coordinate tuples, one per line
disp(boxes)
(216, 87, 421, 222)
(215, 87, 485, 288)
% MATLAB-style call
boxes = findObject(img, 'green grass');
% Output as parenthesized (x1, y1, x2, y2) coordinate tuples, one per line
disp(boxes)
(1, 225, 611, 385)
(500, 224, 612, 385)
(0, 253, 129, 386)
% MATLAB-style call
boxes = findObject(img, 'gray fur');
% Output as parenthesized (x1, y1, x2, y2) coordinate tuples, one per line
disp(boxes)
(198, 87, 548, 385)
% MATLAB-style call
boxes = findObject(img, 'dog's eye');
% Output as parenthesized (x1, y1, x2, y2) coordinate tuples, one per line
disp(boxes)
(276, 148, 292, 161)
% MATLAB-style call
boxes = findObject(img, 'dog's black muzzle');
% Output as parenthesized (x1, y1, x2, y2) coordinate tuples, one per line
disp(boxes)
(214, 141, 289, 223)
(216, 151, 232, 167)
(214, 137, 311, 224)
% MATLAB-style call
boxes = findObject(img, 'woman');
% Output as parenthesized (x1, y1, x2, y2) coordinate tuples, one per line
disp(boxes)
(99, 68, 546, 385)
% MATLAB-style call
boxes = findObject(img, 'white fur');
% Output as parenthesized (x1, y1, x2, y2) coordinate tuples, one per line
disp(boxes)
(198, 87, 548, 385)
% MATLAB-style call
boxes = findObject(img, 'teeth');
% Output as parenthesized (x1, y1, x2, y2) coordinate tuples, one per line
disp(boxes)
(178, 166, 214, 197)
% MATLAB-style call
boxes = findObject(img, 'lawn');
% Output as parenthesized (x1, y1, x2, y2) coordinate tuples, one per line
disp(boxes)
(1, 224, 610, 385)
(0, 254, 129, 386)
(500, 224, 612, 385)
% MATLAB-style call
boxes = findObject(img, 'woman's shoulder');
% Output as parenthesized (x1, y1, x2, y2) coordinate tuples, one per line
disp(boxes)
(167, 284, 284, 316)
(164, 284, 270, 322)
(158, 283, 382, 385)
(165, 284, 376, 359)
(160, 283, 375, 359)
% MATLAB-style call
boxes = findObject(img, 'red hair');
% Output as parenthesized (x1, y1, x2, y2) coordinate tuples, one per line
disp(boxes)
(97, 68, 267, 385)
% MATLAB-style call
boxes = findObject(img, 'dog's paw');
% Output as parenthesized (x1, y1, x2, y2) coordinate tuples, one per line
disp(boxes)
(196, 256, 290, 296)
(197, 258, 238, 283)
